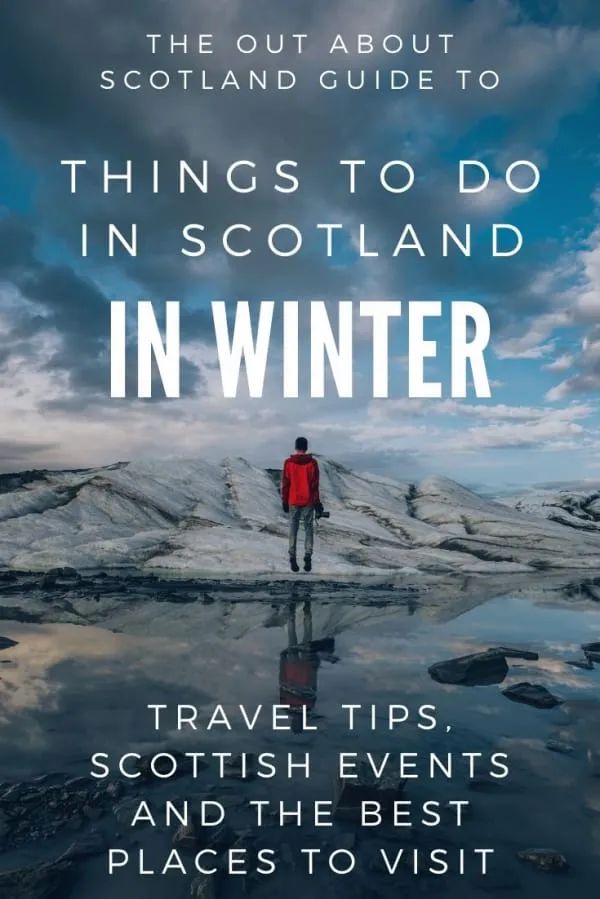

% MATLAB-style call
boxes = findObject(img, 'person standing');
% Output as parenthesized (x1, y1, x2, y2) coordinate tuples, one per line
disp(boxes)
(281, 437, 323, 572)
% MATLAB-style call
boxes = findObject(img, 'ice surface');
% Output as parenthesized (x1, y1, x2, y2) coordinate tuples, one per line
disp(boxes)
(1, 458, 600, 576)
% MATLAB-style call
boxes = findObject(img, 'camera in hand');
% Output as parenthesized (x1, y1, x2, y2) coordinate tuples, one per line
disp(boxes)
(315, 508, 330, 519)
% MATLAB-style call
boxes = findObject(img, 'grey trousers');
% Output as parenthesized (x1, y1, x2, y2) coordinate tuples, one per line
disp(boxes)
(289, 505, 314, 558)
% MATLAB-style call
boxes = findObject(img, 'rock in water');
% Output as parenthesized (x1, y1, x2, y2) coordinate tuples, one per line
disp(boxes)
(428, 646, 540, 687)
(224, 753, 256, 781)
(494, 646, 539, 661)
(113, 796, 148, 827)
(334, 761, 406, 821)
(0, 636, 18, 651)
(0, 860, 73, 899)
(502, 683, 562, 709)
(517, 848, 568, 872)
(566, 658, 594, 670)
(173, 815, 202, 851)
(546, 739, 574, 755)
(428, 649, 509, 686)
(582, 641, 600, 662)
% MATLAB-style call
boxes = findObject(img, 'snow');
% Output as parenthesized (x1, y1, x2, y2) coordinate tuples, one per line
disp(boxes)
(1, 457, 600, 576)
(501, 483, 600, 534)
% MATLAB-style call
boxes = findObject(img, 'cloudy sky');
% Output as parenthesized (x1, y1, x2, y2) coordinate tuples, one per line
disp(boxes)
(0, 0, 599, 487)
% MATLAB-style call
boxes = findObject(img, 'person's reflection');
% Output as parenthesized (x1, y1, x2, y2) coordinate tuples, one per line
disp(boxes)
(279, 601, 320, 733)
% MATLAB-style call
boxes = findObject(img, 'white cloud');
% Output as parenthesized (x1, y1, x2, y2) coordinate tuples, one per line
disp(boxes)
(544, 353, 574, 372)
(494, 313, 568, 359)
(320, 398, 596, 455)
(445, 412, 588, 451)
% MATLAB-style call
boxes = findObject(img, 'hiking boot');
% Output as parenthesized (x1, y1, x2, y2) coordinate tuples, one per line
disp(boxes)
(289, 556, 300, 573)
(304, 555, 312, 572)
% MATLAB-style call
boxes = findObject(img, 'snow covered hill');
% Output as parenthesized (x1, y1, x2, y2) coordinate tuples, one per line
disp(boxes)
(501, 483, 600, 534)
(1, 458, 600, 576)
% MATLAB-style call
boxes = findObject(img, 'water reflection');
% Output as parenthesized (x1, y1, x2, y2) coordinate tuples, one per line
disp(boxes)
(279, 602, 318, 721)
(279, 601, 340, 732)
(0, 580, 600, 894)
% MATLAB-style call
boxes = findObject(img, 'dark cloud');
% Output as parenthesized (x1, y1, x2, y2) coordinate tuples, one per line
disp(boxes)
(0, 0, 598, 469)
(0, 215, 204, 403)
(1, 0, 598, 309)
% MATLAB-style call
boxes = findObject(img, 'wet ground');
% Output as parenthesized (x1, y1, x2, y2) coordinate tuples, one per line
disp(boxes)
(0, 573, 599, 897)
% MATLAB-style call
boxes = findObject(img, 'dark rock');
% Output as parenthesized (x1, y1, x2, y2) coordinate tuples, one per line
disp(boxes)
(0, 773, 124, 850)
(113, 797, 148, 827)
(0, 635, 18, 650)
(566, 659, 594, 670)
(429, 649, 509, 686)
(546, 740, 574, 755)
(40, 574, 59, 590)
(502, 683, 562, 709)
(494, 647, 539, 661)
(0, 606, 43, 623)
(516, 848, 568, 872)
(224, 754, 255, 781)
(64, 776, 90, 791)
(32, 773, 66, 787)
(82, 804, 103, 821)
(135, 749, 193, 780)
(105, 780, 124, 800)
(0, 859, 74, 899)
(230, 829, 255, 857)
(0, 570, 18, 582)
(173, 816, 202, 851)
(430, 645, 540, 687)
(334, 761, 406, 821)
(65, 814, 84, 832)
(443, 799, 474, 819)
(47, 567, 79, 578)
(582, 642, 600, 662)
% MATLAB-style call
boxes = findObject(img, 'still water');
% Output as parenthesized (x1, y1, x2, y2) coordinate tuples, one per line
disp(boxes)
(0, 584, 599, 897)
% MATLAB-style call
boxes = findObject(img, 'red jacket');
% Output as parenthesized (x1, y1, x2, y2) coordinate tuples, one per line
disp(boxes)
(282, 454, 320, 507)
(279, 651, 318, 708)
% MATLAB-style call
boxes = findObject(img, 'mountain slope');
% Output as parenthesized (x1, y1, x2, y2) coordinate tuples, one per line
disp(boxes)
(501, 484, 600, 534)
(1, 458, 600, 576)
